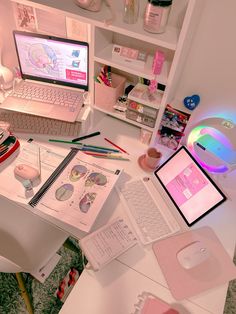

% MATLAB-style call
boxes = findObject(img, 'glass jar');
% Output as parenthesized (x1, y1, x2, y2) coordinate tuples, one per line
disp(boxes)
(123, 0, 140, 24)
(144, 0, 172, 34)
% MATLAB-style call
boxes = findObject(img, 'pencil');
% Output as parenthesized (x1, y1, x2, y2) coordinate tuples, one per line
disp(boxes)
(104, 138, 129, 154)
(83, 151, 123, 158)
(80, 147, 119, 154)
(72, 131, 101, 143)
(95, 155, 130, 161)
(48, 139, 119, 152)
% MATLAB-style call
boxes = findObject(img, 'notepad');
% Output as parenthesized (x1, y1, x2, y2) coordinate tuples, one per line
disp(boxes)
(79, 217, 138, 270)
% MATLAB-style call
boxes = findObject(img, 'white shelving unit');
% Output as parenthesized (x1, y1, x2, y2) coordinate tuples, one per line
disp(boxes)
(13, 0, 202, 143)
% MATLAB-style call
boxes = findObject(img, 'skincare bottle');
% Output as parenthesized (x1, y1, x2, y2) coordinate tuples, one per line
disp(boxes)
(144, 0, 172, 34)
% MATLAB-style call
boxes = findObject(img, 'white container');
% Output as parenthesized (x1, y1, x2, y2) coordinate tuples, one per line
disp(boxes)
(144, 0, 172, 34)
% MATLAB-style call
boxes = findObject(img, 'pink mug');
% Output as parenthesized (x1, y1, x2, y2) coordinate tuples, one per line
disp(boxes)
(145, 147, 162, 169)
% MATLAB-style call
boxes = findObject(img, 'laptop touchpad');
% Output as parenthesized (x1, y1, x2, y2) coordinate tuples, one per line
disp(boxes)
(24, 100, 53, 114)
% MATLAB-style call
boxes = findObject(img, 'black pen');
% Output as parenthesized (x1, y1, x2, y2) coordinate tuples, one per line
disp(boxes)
(72, 131, 101, 143)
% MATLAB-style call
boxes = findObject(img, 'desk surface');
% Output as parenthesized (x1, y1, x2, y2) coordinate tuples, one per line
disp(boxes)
(62, 113, 236, 313)
(1, 111, 235, 314)
(59, 260, 211, 314)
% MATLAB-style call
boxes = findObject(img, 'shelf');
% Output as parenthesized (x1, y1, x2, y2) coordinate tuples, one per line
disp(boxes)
(93, 106, 154, 132)
(16, 0, 200, 146)
(94, 44, 170, 83)
(24, 0, 180, 50)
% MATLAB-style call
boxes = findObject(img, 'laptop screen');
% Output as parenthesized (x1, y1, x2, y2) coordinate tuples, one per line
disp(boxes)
(13, 31, 89, 91)
(154, 146, 226, 226)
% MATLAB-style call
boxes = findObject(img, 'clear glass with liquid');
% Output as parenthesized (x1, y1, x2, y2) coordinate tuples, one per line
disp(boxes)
(123, 0, 140, 24)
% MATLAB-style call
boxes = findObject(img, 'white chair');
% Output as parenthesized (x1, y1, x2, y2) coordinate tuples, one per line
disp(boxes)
(0, 194, 69, 314)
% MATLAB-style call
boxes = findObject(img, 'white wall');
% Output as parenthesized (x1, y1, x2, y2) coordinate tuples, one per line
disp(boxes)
(0, 0, 17, 68)
(176, 0, 236, 134)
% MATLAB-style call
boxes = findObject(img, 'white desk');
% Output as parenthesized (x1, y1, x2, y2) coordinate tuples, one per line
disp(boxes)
(1, 112, 235, 313)
(59, 114, 236, 314)
(60, 260, 211, 314)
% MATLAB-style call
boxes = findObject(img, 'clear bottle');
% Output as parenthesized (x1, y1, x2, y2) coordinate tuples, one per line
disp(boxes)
(144, 0, 172, 34)
(123, 0, 140, 24)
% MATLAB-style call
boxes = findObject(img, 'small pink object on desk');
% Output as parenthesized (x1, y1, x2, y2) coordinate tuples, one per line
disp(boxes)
(140, 296, 179, 314)
(132, 292, 179, 314)
(152, 50, 165, 75)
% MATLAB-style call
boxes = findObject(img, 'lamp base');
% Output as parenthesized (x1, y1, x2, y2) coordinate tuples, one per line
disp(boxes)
(0, 65, 14, 90)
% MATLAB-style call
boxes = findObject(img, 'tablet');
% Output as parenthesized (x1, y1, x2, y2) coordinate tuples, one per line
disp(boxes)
(154, 146, 227, 226)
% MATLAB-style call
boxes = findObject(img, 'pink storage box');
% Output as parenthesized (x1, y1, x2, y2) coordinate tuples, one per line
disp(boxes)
(95, 73, 126, 110)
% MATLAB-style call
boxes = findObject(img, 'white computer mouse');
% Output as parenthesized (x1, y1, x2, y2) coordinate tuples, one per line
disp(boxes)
(176, 241, 211, 270)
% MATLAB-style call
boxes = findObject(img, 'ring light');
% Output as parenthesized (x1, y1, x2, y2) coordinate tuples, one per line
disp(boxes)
(187, 118, 236, 174)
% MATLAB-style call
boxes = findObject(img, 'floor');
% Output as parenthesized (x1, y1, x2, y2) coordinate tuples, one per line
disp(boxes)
(0, 238, 84, 314)
(0, 239, 235, 314)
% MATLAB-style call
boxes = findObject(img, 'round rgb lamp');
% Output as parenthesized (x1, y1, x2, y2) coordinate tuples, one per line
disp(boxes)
(187, 118, 236, 173)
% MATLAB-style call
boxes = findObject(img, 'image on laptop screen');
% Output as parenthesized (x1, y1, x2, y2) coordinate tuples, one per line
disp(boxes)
(154, 146, 226, 226)
(13, 31, 89, 90)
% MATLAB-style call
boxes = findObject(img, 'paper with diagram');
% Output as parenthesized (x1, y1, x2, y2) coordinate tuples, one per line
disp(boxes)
(29, 148, 122, 233)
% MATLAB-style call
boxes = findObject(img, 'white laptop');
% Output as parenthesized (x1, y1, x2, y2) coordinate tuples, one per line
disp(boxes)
(118, 146, 226, 245)
(1, 31, 89, 122)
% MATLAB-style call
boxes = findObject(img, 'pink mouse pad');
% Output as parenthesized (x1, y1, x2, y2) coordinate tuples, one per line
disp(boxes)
(152, 226, 236, 300)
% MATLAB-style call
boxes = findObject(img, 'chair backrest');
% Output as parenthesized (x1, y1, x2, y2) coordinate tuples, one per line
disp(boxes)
(0, 194, 68, 273)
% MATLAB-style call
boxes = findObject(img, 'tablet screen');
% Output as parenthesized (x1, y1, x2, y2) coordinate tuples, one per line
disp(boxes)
(154, 146, 226, 226)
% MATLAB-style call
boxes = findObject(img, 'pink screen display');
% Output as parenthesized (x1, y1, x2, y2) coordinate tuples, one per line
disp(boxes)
(156, 147, 225, 224)
(15, 33, 88, 87)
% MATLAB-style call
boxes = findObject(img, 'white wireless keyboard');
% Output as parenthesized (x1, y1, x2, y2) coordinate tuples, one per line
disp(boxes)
(0, 110, 81, 137)
(118, 179, 180, 245)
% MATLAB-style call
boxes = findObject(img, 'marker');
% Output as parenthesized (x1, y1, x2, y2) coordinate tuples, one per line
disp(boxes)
(0, 147, 8, 156)
(104, 138, 129, 154)
(72, 131, 101, 143)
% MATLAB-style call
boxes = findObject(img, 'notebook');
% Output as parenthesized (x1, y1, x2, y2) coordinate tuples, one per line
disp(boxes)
(29, 148, 123, 234)
(131, 292, 179, 314)
(1, 31, 89, 122)
(118, 146, 227, 245)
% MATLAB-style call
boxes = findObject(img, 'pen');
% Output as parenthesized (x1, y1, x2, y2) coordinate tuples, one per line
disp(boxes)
(72, 131, 101, 143)
(104, 138, 129, 154)
(48, 139, 119, 152)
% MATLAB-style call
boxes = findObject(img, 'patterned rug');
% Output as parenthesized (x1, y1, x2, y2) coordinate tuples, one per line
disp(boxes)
(223, 252, 236, 314)
(0, 238, 84, 314)
(0, 238, 235, 314)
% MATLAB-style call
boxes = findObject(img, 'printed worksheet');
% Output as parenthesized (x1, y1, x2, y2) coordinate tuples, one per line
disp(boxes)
(34, 151, 123, 232)
(79, 217, 137, 270)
